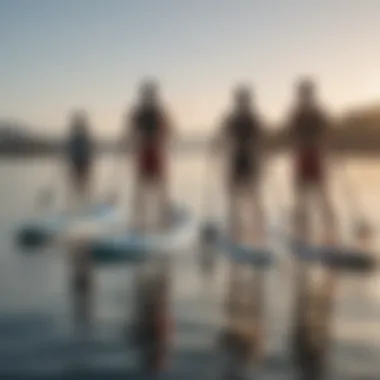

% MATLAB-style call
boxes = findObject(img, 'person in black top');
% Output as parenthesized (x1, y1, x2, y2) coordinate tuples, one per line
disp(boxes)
(66, 110, 93, 200)
(284, 78, 336, 242)
(124, 79, 175, 231)
(66, 110, 94, 331)
(211, 85, 266, 242)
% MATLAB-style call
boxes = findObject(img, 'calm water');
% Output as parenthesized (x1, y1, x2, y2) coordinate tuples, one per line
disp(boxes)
(0, 153, 380, 379)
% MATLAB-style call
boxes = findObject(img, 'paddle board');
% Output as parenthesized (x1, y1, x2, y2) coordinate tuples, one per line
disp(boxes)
(15, 202, 119, 250)
(61, 204, 197, 265)
(199, 222, 274, 269)
(290, 240, 376, 273)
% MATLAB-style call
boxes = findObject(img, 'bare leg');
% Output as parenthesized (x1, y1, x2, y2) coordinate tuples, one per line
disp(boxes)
(294, 183, 311, 242)
(156, 177, 171, 230)
(315, 181, 337, 244)
(68, 172, 91, 211)
(227, 186, 242, 242)
(249, 184, 266, 244)
(131, 177, 147, 232)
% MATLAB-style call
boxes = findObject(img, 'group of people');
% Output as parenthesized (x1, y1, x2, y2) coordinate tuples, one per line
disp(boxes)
(64, 76, 339, 373)
(66, 77, 335, 241)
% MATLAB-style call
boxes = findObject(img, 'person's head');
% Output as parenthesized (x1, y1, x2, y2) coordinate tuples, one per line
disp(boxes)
(139, 78, 160, 106)
(295, 77, 317, 107)
(233, 85, 253, 111)
(69, 110, 89, 136)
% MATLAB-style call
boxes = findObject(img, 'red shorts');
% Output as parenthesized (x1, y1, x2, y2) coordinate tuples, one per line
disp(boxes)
(138, 145, 165, 179)
(295, 150, 324, 185)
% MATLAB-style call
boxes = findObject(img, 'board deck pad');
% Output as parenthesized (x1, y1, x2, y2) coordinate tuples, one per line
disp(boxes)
(220, 239, 273, 269)
(15, 203, 118, 249)
(291, 241, 376, 273)
(81, 205, 196, 265)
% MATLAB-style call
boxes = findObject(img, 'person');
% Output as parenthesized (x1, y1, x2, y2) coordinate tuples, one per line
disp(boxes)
(124, 79, 174, 231)
(285, 78, 336, 242)
(65, 110, 94, 332)
(211, 84, 266, 242)
(66, 110, 94, 204)
(210, 84, 266, 369)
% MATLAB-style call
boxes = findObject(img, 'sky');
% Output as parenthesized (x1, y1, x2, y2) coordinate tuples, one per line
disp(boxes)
(0, 0, 380, 137)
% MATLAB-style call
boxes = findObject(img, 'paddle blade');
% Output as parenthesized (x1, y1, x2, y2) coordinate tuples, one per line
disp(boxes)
(327, 251, 376, 273)
(292, 243, 377, 273)
(16, 228, 53, 250)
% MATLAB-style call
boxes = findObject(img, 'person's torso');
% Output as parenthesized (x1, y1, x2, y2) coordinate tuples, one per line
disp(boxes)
(225, 111, 261, 168)
(133, 106, 166, 148)
(291, 107, 326, 151)
(68, 134, 91, 166)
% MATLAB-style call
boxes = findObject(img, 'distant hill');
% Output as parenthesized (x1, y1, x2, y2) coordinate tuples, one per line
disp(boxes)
(1, 105, 380, 157)
(0, 120, 34, 142)
(333, 103, 380, 153)
(342, 103, 380, 126)
(0, 119, 58, 155)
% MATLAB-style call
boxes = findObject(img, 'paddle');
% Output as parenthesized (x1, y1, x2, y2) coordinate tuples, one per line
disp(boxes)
(199, 141, 220, 243)
(336, 155, 373, 243)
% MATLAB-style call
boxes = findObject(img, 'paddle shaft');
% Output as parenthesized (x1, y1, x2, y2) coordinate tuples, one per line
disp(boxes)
(336, 155, 372, 239)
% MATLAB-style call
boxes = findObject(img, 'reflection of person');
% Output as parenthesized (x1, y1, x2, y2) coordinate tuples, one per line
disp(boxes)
(70, 242, 93, 333)
(285, 78, 336, 242)
(211, 85, 266, 242)
(124, 79, 175, 231)
(132, 271, 172, 372)
(66, 110, 93, 203)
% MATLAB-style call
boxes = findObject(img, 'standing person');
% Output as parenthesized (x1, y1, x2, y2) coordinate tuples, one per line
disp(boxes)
(211, 84, 266, 243)
(66, 110, 94, 206)
(210, 84, 267, 370)
(285, 78, 336, 242)
(124, 79, 175, 231)
(66, 110, 94, 333)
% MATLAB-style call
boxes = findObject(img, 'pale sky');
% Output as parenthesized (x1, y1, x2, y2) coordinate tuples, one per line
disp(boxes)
(1, 0, 380, 137)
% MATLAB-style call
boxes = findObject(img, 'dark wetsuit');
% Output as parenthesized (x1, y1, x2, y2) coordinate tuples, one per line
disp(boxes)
(67, 133, 92, 182)
(225, 111, 262, 188)
(289, 107, 328, 186)
(132, 105, 168, 180)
